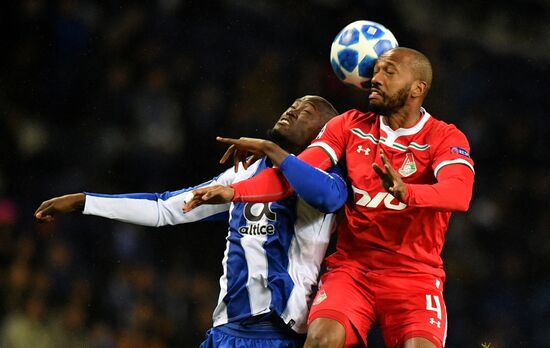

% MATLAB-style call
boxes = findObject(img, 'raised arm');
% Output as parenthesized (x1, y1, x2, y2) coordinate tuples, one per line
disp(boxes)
(185, 113, 348, 209)
(185, 143, 345, 214)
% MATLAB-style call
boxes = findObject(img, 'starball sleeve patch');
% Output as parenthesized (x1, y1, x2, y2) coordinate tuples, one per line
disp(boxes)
(449, 146, 470, 158)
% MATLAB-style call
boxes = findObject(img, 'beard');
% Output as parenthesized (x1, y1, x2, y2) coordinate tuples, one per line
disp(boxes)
(368, 86, 410, 115)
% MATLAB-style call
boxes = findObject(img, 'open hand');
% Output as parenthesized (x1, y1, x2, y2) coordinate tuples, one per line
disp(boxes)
(182, 185, 235, 212)
(217, 137, 272, 172)
(372, 149, 407, 202)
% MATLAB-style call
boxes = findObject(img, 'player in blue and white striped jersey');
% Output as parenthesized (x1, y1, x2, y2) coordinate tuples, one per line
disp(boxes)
(34, 95, 348, 347)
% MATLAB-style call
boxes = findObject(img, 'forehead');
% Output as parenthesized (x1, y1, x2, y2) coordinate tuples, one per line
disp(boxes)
(376, 50, 407, 68)
(292, 98, 318, 109)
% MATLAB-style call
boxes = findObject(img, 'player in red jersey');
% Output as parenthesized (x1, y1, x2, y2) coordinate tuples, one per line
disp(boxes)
(185, 47, 475, 348)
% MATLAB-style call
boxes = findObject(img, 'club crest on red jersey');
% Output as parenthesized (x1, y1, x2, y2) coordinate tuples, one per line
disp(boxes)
(398, 153, 417, 177)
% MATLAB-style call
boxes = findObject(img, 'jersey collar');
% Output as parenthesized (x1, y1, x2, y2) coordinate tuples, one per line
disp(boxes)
(379, 107, 431, 145)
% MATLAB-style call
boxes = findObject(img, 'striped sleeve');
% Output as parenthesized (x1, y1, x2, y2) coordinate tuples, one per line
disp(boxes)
(83, 168, 237, 226)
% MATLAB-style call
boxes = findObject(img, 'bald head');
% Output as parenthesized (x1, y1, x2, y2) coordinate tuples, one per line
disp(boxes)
(381, 47, 433, 93)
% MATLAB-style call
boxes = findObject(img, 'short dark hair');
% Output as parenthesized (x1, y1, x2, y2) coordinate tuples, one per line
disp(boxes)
(302, 95, 339, 120)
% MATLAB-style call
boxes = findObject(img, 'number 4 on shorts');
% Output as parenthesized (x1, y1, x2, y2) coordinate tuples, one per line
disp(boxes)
(425, 294, 442, 320)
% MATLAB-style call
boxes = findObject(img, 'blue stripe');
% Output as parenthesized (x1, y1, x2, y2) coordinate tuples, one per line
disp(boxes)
(224, 159, 269, 320)
(85, 175, 228, 222)
(222, 157, 297, 321)
(85, 177, 220, 201)
(202, 211, 229, 222)
(225, 202, 252, 320)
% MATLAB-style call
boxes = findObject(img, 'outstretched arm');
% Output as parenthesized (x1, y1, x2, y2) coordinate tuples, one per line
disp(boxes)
(35, 188, 230, 227)
(35, 170, 237, 226)
(184, 141, 345, 212)
(82, 188, 230, 226)
(229, 145, 334, 201)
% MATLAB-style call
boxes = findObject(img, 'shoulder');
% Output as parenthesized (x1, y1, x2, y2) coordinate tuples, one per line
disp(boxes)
(424, 114, 472, 161)
(341, 109, 377, 121)
(330, 109, 377, 127)
(425, 113, 470, 145)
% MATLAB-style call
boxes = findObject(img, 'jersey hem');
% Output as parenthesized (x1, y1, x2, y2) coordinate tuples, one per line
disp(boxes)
(308, 309, 365, 346)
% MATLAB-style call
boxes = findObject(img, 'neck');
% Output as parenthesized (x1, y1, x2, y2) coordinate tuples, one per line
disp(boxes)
(267, 129, 303, 155)
(382, 107, 422, 130)
(282, 143, 304, 155)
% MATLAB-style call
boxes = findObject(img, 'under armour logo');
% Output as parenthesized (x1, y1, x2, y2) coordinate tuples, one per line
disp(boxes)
(429, 318, 441, 328)
(356, 145, 370, 155)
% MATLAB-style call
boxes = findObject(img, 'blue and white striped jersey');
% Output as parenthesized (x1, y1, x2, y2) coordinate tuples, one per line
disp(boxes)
(83, 157, 340, 333)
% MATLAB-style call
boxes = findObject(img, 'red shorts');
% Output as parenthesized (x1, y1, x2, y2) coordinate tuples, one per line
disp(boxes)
(308, 265, 447, 348)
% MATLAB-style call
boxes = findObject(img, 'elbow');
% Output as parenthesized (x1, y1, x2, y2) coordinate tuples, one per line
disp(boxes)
(311, 191, 347, 214)
(317, 201, 341, 214)
(454, 198, 471, 213)
(324, 197, 346, 213)
(455, 204, 468, 213)
(304, 197, 333, 213)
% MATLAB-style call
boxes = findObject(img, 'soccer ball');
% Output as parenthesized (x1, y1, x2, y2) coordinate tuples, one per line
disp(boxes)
(330, 20, 398, 90)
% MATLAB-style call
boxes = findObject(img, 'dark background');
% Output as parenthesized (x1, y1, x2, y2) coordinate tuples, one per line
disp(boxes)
(0, 1, 549, 347)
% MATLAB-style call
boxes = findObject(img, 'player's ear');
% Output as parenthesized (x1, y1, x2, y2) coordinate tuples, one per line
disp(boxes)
(411, 80, 427, 98)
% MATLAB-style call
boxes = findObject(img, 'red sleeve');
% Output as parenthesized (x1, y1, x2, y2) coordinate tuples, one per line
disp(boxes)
(308, 112, 350, 166)
(230, 146, 331, 202)
(403, 164, 474, 211)
(432, 124, 474, 177)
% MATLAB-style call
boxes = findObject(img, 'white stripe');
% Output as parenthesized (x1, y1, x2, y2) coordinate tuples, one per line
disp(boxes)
(281, 199, 333, 333)
(281, 236, 303, 329)
(442, 294, 448, 347)
(212, 161, 265, 327)
(434, 158, 475, 177)
(409, 142, 430, 151)
(308, 142, 338, 165)
(242, 214, 271, 314)
(212, 222, 232, 326)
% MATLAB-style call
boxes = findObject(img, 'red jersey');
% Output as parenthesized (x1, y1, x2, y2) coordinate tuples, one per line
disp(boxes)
(310, 108, 475, 279)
